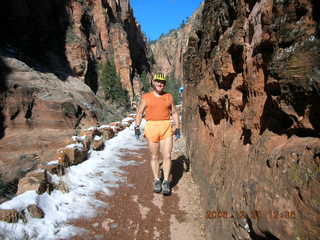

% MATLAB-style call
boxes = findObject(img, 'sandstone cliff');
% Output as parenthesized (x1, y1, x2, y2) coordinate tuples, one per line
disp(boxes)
(149, 3, 203, 82)
(183, 0, 320, 239)
(0, 0, 149, 199)
(65, 0, 149, 99)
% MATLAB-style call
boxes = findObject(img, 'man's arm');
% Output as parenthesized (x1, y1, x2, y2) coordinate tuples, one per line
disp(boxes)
(135, 97, 146, 127)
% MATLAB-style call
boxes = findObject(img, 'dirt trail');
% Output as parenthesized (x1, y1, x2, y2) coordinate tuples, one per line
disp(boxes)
(70, 138, 205, 240)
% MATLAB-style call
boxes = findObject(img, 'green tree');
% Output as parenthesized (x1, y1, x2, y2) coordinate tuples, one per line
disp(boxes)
(166, 74, 181, 104)
(140, 71, 150, 92)
(99, 61, 129, 106)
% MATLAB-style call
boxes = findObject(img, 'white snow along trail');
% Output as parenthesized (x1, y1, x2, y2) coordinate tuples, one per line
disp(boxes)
(0, 119, 146, 239)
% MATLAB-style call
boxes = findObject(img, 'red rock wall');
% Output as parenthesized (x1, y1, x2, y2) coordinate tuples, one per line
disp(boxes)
(0, 0, 148, 189)
(0, 55, 101, 185)
(66, 0, 149, 99)
(183, 0, 320, 239)
(0, 0, 149, 98)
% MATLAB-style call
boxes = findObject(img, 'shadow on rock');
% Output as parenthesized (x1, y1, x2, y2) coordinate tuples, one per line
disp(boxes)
(0, 1, 73, 81)
(171, 155, 190, 188)
(0, 57, 10, 139)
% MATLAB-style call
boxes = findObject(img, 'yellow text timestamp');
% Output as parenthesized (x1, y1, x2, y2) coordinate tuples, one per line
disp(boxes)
(206, 210, 296, 219)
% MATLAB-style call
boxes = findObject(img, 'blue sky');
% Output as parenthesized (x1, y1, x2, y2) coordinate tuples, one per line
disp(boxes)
(130, 0, 203, 41)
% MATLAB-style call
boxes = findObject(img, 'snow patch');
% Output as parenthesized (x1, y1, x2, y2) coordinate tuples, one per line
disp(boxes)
(0, 120, 146, 239)
(65, 143, 84, 150)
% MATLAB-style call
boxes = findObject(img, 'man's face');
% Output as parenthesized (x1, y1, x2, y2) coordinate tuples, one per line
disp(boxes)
(153, 80, 166, 93)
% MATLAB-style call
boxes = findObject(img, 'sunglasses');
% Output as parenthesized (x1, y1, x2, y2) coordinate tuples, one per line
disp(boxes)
(154, 80, 166, 84)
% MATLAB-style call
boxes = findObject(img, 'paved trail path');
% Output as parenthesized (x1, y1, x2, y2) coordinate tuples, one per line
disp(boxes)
(70, 138, 205, 240)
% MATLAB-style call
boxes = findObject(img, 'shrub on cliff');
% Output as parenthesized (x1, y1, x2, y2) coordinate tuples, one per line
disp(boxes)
(99, 61, 129, 106)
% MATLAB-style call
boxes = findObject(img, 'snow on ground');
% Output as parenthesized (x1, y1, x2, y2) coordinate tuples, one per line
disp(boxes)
(0, 120, 146, 240)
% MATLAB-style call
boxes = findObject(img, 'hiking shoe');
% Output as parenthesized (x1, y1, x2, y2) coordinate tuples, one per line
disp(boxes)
(162, 180, 171, 196)
(153, 179, 162, 193)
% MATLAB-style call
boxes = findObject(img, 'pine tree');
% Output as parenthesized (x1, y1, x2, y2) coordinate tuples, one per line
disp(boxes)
(100, 61, 129, 106)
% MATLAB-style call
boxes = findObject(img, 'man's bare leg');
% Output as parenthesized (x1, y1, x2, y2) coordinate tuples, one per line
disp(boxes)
(160, 136, 173, 181)
(148, 141, 161, 179)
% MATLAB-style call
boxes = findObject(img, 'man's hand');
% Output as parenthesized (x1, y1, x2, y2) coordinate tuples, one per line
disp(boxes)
(174, 128, 181, 139)
(134, 126, 141, 139)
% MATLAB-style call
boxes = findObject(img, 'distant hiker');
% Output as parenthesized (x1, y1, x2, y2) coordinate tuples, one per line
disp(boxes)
(134, 73, 181, 195)
(178, 86, 184, 95)
(178, 86, 184, 104)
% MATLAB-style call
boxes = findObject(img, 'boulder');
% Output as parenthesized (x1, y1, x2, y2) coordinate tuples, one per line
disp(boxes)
(17, 170, 51, 195)
(109, 121, 125, 132)
(80, 127, 101, 142)
(62, 143, 88, 165)
(72, 135, 91, 151)
(98, 125, 115, 140)
(26, 204, 44, 218)
(0, 209, 20, 223)
(92, 135, 104, 150)
(41, 163, 65, 176)
(120, 121, 130, 128)
(123, 116, 135, 124)
(57, 149, 71, 167)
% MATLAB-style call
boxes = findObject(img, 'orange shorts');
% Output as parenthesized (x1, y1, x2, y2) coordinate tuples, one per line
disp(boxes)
(144, 120, 173, 143)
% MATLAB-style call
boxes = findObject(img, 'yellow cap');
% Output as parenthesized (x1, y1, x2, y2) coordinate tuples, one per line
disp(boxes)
(153, 73, 166, 81)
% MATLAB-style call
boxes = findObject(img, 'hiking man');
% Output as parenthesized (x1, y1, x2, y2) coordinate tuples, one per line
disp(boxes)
(134, 73, 180, 195)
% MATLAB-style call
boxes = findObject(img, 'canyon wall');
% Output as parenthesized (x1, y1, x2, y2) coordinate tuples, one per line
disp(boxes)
(65, 0, 149, 99)
(149, 4, 203, 82)
(0, 0, 149, 98)
(183, 0, 320, 239)
(0, 0, 148, 196)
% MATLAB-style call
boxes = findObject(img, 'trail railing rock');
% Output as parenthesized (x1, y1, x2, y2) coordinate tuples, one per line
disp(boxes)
(0, 115, 135, 223)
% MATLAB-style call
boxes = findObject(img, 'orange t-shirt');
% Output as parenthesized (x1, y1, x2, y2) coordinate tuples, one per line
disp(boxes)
(143, 92, 173, 121)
